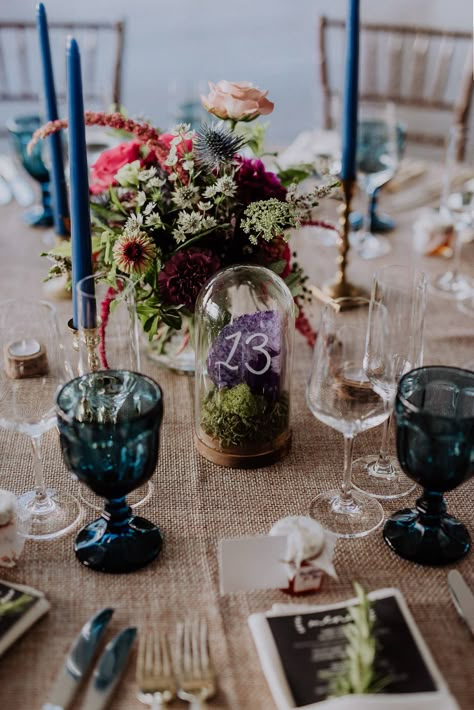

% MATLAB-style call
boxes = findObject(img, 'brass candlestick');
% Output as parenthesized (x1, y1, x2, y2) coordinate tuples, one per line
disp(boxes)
(68, 318, 101, 373)
(311, 177, 367, 303)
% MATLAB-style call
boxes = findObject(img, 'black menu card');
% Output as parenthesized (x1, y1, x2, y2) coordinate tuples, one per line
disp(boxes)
(0, 579, 50, 656)
(267, 592, 438, 707)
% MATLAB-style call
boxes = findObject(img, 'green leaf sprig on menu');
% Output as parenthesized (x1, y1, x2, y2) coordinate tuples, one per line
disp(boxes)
(0, 593, 33, 616)
(329, 583, 390, 697)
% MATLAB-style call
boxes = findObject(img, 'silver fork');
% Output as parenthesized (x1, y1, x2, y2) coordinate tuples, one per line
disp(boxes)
(176, 618, 217, 709)
(136, 629, 176, 709)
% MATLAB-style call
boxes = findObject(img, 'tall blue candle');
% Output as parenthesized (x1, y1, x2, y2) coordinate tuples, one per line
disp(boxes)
(67, 37, 95, 329)
(340, 0, 360, 181)
(37, 3, 69, 236)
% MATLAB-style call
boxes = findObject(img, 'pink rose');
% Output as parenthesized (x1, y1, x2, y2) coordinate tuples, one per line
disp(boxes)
(90, 140, 142, 194)
(201, 81, 274, 122)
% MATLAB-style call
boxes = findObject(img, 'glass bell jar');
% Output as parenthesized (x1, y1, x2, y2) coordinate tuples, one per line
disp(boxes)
(194, 264, 294, 468)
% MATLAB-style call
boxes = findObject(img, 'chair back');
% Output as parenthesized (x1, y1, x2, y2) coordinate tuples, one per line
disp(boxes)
(318, 17, 473, 159)
(0, 19, 124, 133)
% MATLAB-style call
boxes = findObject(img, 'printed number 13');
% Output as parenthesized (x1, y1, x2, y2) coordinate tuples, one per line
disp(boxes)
(216, 331, 271, 376)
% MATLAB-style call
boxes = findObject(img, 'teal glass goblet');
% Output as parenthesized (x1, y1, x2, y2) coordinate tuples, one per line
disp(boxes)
(384, 366, 474, 565)
(7, 114, 53, 227)
(56, 370, 164, 573)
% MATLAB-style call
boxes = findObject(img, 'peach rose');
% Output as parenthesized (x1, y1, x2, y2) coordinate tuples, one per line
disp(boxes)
(201, 81, 274, 122)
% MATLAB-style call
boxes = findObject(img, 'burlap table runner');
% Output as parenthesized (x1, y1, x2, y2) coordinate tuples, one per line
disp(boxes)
(0, 192, 473, 709)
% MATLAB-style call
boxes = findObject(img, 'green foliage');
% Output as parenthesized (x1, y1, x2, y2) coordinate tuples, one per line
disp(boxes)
(276, 164, 314, 187)
(201, 383, 289, 448)
(0, 593, 33, 616)
(329, 583, 390, 697)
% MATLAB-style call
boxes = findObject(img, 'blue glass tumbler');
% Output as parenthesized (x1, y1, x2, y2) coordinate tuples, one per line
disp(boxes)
(383, 366, 474, 565)
(56, 370, 164, 573)
(7, 115, 54, 227)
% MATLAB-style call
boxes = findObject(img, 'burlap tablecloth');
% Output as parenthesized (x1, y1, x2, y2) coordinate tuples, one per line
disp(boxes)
(0, 190, 473, 710)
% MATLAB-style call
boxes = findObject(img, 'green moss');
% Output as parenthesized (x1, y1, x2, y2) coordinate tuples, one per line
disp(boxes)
(201, 383, 289, 449)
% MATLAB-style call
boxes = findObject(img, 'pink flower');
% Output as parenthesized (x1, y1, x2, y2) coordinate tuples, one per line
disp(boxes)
(90, 141, 142, 194)
(201, 81, 274, 122)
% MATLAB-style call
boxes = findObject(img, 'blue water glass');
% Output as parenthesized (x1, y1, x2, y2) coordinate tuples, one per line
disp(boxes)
(7, 114, 53, 227)
(56, 370, 164, 573)
(383, 366, 474, 565)
(351, 120, 406, 233)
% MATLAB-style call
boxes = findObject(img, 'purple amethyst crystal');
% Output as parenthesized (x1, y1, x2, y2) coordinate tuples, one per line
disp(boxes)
(207, 310, 282, 398)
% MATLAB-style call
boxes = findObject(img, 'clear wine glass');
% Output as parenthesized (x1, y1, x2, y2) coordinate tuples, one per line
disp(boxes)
(75, 273, 152, 511)
(0, 300, 81, 539)
(306, 297, 388, 538)
(431, 125, 474, 300)
(352, 266, 427, 499)
(350, 103, 398, 260)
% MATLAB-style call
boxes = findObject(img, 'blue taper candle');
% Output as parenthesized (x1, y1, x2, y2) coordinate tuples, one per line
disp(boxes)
(37, 3, 69, 236)
(340, 0, 360, 181)
(67, 37, 95, 329)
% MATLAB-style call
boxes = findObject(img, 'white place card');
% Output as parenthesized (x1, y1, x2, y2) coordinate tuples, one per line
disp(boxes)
(219, 535, 288, 594)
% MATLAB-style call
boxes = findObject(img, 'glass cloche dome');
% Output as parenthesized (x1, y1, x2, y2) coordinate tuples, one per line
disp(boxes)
(194, 264, 295, 468)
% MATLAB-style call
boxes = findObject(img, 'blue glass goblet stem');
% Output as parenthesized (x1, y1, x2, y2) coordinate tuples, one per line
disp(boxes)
(56, 370, 164, 574)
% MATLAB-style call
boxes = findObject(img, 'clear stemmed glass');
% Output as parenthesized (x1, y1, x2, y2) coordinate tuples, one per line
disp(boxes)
(431, 125, 474, 300)
(352, 266, 427, 499)
(76, 273, 153, 511)
(306, 297, 388, 538)
(350, 103, 399, 260)
(0, 300, 81, 539)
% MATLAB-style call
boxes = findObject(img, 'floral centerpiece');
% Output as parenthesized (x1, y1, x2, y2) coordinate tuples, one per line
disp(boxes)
(32, 80, 336, 371)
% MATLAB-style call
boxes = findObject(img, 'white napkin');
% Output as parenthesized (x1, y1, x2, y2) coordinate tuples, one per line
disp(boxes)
(248, 589, 460, 710)
(277, 130, 341, 170)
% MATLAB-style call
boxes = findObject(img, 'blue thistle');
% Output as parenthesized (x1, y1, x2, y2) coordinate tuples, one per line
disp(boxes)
(194, 123, 246, 171)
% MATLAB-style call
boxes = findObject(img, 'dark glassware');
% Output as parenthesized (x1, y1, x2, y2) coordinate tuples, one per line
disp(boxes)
(56, 370, 164, 573)
(7, 114, 53, 227)
(384, 366, 474, 565)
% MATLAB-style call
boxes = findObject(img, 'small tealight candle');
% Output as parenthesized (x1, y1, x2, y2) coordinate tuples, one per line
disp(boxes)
(8, 339, 41, 358)
(4, 339, 48, 379)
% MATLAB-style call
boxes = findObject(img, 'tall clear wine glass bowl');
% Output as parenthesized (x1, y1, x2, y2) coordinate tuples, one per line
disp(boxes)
(76, 273, 152, 511)
(383, 366, 474, 565)
(352, 265, 427, 499)
(7, 115, 54, 228)
(306, 298, 388, 538)
(56, 370, 164, 573)
(0, 300, 81, 539)
(431, 125, 474, 301)
(351, 103, 398, 259)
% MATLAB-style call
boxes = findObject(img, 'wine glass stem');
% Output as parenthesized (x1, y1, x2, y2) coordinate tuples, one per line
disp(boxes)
(104, 496, 132, 533)
(451, 225, 462, 280)
(40, 183, 51, 212)
(374, 414, 393, 474)
(30, 435, 49, 506)
(363, 186, 374, 237)
(340, 435, 355, 504)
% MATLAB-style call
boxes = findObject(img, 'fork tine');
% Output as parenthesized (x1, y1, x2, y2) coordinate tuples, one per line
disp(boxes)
(136, 631, 146, 684)
(161, 633, 172, 677)
(191, 619, 201, 677)
(145, 631, 154, 676)
(153, 628, 162, 675)
(199, 618, 210, 674)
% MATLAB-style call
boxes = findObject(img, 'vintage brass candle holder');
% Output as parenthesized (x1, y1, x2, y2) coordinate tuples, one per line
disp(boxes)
(310, 178, 367, 304)
(68, 318, 101, 373)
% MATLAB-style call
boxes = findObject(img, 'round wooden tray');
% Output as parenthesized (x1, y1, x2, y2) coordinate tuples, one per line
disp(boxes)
(194, 429, 291, 468)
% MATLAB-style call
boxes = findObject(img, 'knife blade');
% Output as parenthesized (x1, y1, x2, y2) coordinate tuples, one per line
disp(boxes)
(42, 607, 114, 710)
(448, 570, 474, 635)
(82, 627, 137, 710)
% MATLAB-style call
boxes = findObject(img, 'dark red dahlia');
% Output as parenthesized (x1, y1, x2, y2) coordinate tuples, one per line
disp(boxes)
(158, 248, 220, 311)
(235, 156, 286, 205)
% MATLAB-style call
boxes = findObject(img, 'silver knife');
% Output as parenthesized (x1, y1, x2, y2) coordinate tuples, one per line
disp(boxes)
(448, 570, 474, 635)
(42, 608, 114, 710)
(82, 627, 137, 710)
